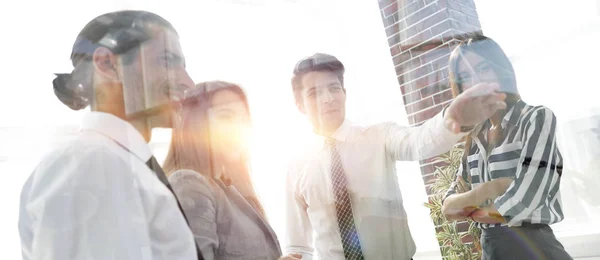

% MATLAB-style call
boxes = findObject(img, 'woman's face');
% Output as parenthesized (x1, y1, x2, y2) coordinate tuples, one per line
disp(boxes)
(207, 89, 251, 162)
(456, 51, 500, 92)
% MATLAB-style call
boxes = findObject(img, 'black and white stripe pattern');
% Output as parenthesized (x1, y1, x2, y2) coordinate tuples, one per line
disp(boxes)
(445, 100, 564, 228)
(326, 138, 365, 260)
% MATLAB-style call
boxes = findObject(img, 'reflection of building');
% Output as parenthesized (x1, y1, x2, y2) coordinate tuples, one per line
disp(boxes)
(560, 113, 600, 171)
(549, 111, 600, 258)
(377, 0, 483, 247)
(558, 113, 600, 209)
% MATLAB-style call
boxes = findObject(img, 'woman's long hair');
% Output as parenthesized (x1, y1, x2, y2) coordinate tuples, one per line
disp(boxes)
(163, 81, 266, 217)
(447, 35, 522, 170)
(448, 34, 521, 101)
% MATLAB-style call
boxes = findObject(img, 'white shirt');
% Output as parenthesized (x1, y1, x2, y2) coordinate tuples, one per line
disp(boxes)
(284, 112, 465, 260)
(18, 112, 196, 260)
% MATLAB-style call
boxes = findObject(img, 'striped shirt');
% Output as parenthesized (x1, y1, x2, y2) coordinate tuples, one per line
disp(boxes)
(444, 100, 564, 228)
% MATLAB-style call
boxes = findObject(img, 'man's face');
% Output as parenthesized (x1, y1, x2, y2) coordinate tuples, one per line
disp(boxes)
(120, 26, 194, 128)
(298, 70, 346, 133)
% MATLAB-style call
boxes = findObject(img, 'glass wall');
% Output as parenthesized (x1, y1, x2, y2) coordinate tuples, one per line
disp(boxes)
(2, 0, 599, 259)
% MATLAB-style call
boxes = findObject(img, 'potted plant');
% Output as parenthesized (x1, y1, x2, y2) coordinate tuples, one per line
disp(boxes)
(423, 144, 482, 260)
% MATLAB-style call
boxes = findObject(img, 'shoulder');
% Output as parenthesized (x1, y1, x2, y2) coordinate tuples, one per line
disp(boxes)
(521, 104, 557, 125)
(367, 121, 408, 140)
(34, 133, 128, 180)
(44, 130, 126, 160)
(342, 119, 390, 133)
(168, 169, 219, 196)
(372, 121, 405, 131)
(24, 134, 134, 206)
(285, 142, 319, 189)
(169, 169, 211, 186)
(285, 136, 321, 169)
(286, 155, 307, 182)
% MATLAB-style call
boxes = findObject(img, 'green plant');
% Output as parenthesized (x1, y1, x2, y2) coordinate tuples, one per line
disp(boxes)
(423, 144, 482, 260)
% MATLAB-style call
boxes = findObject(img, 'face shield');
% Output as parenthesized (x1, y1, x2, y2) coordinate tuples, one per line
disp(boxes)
(53, 14, 189, 119)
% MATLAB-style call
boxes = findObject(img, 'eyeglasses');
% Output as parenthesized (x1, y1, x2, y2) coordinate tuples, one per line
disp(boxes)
(293, 54, 345, 74)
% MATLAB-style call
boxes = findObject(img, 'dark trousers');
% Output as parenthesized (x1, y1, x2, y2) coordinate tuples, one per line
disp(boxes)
(480, 223, 572, 260)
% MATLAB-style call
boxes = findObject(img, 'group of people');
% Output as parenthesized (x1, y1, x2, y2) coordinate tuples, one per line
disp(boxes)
(17, 10, 572, 260)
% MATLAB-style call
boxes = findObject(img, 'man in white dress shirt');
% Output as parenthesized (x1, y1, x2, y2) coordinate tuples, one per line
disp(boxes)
(283, 53, 508, 260)
(18, 11, 200, 260)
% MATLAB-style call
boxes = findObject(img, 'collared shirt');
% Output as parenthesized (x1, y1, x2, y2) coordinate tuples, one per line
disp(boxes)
(444, 100, 565, 228)
(18, 112, 196, 260)
(284, 112, 466, 260)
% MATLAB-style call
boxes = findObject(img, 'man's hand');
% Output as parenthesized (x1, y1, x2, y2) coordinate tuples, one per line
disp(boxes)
(278, 253, 303, 260)
(444, 83, 507, 134)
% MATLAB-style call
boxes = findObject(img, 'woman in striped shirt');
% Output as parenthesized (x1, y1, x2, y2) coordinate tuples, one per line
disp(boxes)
(441, 35, 572, 260)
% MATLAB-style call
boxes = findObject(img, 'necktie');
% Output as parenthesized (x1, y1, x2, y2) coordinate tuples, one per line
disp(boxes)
(326, 138, 365, 260)
(146, 156, 204, 260)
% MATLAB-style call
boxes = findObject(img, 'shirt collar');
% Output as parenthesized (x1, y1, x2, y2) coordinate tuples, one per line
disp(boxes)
(471, 99, 525, 138)
(503, 99, 526, 128)
(330, 119, 351, 142)
(311, 119, 351, 149)
(313, 119, 351, 142)
(80, 112, 153, 162)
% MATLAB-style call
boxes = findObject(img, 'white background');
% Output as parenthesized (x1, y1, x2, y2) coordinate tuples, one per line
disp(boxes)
(0, 0, 440, 259)
(1, 0, 599, 259)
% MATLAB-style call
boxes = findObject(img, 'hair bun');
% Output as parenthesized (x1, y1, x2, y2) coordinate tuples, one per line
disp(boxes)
(52, 73, 90, 110)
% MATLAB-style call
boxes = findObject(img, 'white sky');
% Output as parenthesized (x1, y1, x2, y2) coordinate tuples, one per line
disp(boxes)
(2, 0, 600, 259)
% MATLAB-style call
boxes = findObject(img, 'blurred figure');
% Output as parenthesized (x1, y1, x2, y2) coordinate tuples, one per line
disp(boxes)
(284, 53, 507, 260)
(441, 35, 572, 260)
(164, 81, 301, 260)
(18, 11, 202, 260)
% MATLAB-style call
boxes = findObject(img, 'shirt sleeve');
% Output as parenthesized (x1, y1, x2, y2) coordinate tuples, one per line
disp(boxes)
(283, 166, 314, 260)
(25, 147, 157, 260)
(384, 110, 467, 161)
(494, 107, 562, 226)
(169, 170, 219, 260)
(442, 158, 469, 204)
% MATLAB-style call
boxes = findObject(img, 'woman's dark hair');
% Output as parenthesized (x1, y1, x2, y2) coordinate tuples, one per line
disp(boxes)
(448, 34, 521, 174)
(448, 34, 520, 100)
(53, 10, 177, 110)
(163, 81, 266, 218)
